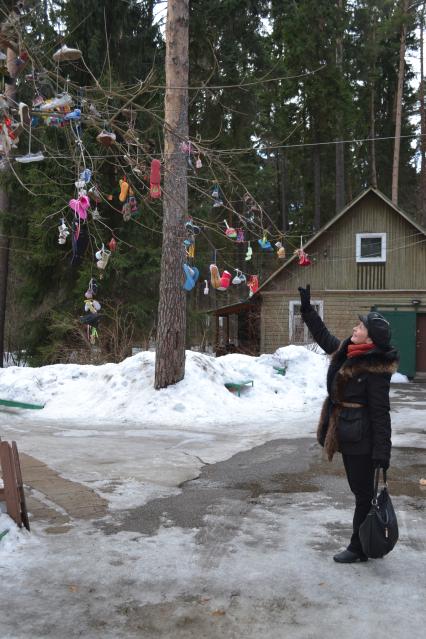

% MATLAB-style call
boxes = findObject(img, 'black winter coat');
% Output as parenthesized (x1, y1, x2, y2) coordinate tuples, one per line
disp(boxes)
(302, 308, 399, 461)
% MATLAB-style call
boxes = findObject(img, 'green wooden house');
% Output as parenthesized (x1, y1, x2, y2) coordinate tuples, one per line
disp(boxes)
(213, 188, 426, 377)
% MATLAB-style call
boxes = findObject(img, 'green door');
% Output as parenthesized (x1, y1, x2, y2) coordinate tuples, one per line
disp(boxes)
(375, 310, 416, 378)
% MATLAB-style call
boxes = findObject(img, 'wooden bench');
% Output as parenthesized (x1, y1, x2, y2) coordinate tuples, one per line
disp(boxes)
(0, 398, 44, 410)
(224, 379, 254, 397)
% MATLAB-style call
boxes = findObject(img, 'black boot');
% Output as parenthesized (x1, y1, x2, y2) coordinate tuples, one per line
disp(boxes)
(333, 549, 368, 563)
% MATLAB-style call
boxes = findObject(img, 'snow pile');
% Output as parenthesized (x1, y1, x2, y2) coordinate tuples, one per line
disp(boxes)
(391, 371, 409, 383)
(0, 346, 329, 426)
(0, 513, 30, 553)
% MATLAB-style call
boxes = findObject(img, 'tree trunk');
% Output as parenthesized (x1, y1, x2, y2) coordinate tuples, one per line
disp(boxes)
(278, 151, 288, 232)
(370, 82, 378, 188)
(369, 6, 378, 189)
(419, 2, 426, 225)
(0, 45, 18, 368)
(0, 201, 10, 369)
(154, 0, 189, 389)
(335, 0, 345, 212)
(391, 0, 409, 205)
(312, 119, 321, 230)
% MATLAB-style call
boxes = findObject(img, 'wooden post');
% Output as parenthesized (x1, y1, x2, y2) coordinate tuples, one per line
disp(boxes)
(0, 441, 22, 527)
(12, 441, 30, 531)
(0, 440, 30, 530)
(154, 0, 189, 389)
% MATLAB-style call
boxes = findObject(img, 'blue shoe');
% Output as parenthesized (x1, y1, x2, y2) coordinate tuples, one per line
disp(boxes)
(258, 238, 272, 250)
(64, 108, 81, 121)
(183, 264, 199, 291)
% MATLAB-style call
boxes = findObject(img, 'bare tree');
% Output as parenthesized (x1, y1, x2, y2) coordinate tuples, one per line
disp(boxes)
(154, 0, 189, 389)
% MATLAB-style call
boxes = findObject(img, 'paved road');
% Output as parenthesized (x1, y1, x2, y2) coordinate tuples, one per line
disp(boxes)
(1, 385, 425, 638)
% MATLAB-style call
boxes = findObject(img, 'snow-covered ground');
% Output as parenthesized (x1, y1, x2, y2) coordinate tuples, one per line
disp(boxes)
(0, 347, 330, 426)
(0, 346, 414, 514)
(0, 347, 424, 639)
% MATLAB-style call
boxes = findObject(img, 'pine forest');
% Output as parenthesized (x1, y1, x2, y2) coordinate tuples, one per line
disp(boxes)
(0, 0, 424, 371)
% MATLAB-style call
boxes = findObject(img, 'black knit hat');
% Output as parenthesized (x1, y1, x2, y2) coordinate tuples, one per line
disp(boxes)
(358, 312, 391, 347)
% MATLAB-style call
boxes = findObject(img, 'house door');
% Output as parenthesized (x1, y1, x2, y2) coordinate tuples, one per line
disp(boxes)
(416, 314, 426, 372)
(377, 310, 416, 378)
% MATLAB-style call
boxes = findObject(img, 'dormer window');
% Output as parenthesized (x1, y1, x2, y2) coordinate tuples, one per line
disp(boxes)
(356, 233, 386, 263)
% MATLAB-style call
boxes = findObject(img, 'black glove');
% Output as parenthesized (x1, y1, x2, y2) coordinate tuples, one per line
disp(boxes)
(373, 459, 390, 471)
(298, 284, 311, 312)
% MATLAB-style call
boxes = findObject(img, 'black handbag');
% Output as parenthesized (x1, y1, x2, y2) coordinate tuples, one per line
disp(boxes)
(359, 468, 399, 558)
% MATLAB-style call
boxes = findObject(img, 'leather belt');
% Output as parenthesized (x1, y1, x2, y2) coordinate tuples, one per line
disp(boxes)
(338, 402, 364, 408)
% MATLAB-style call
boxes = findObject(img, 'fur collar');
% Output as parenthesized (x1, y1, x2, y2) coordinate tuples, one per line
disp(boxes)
(330, 337, 399, 379)
(331, 340, 399, 404)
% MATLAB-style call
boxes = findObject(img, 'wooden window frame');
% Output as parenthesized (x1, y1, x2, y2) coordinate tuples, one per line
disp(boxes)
(356, 232, 386, 263)
(289, 300, 324, 344)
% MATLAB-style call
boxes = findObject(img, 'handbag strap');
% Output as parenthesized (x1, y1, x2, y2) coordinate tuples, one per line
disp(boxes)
(373, 467, 380, 497)
(372, 467, 387, 505)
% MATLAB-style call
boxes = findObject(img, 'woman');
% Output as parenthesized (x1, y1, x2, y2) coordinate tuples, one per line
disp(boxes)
(298, 285, 399, 563)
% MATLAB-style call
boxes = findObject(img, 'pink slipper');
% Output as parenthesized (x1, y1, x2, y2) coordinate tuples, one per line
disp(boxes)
(69, 195, 90, 220)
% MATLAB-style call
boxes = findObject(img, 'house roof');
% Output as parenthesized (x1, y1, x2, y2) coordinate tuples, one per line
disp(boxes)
(257, 187, 426, 293)
(208, 298, 258, 316)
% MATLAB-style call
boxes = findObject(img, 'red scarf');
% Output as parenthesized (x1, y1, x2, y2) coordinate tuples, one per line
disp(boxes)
(347, 342, 376, 359)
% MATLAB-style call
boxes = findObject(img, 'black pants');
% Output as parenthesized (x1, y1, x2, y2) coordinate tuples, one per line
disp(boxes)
(342, 454, 375, 554)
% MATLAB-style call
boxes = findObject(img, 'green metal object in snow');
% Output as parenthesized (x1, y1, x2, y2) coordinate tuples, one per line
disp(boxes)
(273, 366, 287, 376)
(0, 529, 10, 541)
(0, 398, 45, 410)
(224, 379, 254, 397)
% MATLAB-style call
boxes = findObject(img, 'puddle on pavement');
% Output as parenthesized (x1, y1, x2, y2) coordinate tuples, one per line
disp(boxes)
(98, 438, 425, 537)
(233, 474, 318, 497)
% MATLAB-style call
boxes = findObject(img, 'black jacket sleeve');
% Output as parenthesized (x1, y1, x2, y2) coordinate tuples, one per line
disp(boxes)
(367, 372, 392, 462)
(301, 307, 340, 355)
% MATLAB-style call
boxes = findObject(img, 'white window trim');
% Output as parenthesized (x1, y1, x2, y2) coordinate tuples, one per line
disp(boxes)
(356, 232, 387, 263)
(289, 300, 324, 343)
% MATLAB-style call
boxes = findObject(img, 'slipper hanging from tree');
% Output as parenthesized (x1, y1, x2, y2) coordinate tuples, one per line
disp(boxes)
(52, 44, 82, 63)
(294, 237, 312, 266)
(210, 264, 221, 289)
(183, 264, 199, 291)
(150, 159, 161, 198)
(258, 232, 273, 251)
(218, 270, 232, 291)
(275, 241, 286, 259)
(211, 184, 223, 207)
(224, 220, 237, 239)
(247, 274, 259, 297)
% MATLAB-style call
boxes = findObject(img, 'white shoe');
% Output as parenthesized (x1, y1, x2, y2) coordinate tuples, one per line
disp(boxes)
(15, 151, 45, 163)
(53, 45, 82, 63)
(19, 102, 30, 127)
(39, 93, 73, 112)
